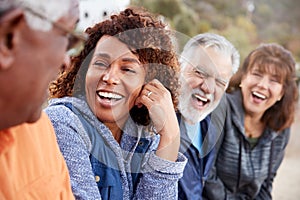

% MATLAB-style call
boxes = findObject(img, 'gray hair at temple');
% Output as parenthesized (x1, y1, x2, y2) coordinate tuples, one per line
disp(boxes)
(0, 0, 71, 31)
(180, 33, 240, 73)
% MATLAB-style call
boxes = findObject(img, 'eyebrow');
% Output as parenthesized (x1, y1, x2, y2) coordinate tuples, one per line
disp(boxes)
(93, 53, 111, 61)
(94, 53, 141, 64)
(121, 58, 141, 65)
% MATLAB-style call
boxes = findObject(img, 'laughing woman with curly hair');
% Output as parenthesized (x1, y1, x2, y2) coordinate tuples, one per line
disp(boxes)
(45, 7, 187, 200)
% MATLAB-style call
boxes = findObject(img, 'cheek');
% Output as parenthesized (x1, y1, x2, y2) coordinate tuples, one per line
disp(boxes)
(240, 77, 249, 86)
(125, 70, 146, 105)
(240, 77, 252, 94)
(128, 90, 140, 106)
(214, 88, 225, 102)
(85, 67, 100, 109)
(241, 73, 257, 87)
(48, 36, 68, 65)
(273, 85, 284, 98)
(183, 76, 199, 90)
(126, 83, 144, 107)
(85, 68, 99, 91)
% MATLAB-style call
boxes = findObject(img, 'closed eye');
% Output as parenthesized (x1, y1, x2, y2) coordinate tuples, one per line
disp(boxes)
(121, 66, 136, 73)
(270, 77, 281, 83)
(194, 67, 208, 78)
(93, 60, 108, 68)
(216, 78, 228, 88)
(252, 72, 262, 77)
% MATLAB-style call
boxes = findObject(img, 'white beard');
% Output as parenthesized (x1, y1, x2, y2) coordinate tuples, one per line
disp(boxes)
(178, 82, 218, 124)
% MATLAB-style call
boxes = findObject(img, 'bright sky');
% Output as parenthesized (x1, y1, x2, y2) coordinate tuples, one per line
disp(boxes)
(77, 0, 130, 30)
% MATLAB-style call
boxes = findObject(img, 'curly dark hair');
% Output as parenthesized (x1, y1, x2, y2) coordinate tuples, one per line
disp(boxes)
(228, 43, 299, 132)
(49, 7, 180, 125)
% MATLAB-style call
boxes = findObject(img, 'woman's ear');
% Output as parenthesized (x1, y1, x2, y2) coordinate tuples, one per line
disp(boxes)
(278, 91, 284, 101)
(239, 74, 247, 88)
(0, 9, 24, 70)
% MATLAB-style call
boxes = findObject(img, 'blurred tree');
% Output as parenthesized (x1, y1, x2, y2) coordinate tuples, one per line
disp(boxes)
(130, 0, 300, 70)
(131, 0, 182, 19)
(172, 6, 198, 36)
(252, 0, 300, 60)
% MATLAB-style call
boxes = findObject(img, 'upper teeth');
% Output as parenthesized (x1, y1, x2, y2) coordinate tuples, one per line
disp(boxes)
(98, 91, 122, 99)
(253, 91, 266, 99)
(194, 94, 208, 102)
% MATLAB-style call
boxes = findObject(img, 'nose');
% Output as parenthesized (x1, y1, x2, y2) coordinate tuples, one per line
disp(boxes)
(102, 65, 120, 85)
(201, 77, 215, 94)
(257, 75, 269, 88)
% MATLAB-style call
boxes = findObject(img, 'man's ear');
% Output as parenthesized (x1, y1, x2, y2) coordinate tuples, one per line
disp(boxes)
(0, 9, 24, 70)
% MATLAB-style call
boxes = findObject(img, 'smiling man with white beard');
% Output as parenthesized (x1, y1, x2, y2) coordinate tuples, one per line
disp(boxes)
(177, 33, 240, 200)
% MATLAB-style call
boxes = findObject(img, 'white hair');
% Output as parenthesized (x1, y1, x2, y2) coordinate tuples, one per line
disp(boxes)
(9, 0, 71, 31)
(180, 33, 240, 73)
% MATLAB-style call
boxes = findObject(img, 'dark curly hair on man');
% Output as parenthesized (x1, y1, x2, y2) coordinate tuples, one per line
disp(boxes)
(49, 7, 180, 126)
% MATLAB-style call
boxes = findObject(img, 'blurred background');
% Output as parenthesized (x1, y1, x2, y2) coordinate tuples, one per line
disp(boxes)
(78, 0, 300, 199)
(78, 0, 300, 78)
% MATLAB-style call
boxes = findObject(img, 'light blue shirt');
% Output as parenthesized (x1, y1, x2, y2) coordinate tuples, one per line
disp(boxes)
(184, 121, 202, 153)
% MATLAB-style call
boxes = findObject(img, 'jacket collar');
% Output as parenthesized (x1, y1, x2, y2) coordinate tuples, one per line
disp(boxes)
(227, 90, 279, 142)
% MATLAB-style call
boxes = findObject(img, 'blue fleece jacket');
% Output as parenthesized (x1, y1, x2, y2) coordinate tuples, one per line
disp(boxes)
(45, 96, 187, 200)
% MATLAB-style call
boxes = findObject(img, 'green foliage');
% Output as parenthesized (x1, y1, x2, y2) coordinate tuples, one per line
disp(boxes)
(217, 26, 256, 63)
(129, 0, 300, 74)
(172, 5, 198, 37)
(131, 0, 182, 19)
(197, 20, 211, 33)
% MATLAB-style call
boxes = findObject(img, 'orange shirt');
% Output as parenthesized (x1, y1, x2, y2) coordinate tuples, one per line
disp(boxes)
(0, 112, 74, 199)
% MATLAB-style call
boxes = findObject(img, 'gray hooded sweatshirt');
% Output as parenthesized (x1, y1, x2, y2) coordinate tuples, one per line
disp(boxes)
(203, 90, 290, 200)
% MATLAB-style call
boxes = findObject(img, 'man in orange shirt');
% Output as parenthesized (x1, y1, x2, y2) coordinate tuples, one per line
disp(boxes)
(0, 113, 74, 199)
(0, 0, 87, 198)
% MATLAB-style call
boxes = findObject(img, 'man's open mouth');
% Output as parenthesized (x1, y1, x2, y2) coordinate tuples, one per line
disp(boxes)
(192, 93, 210, 106)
